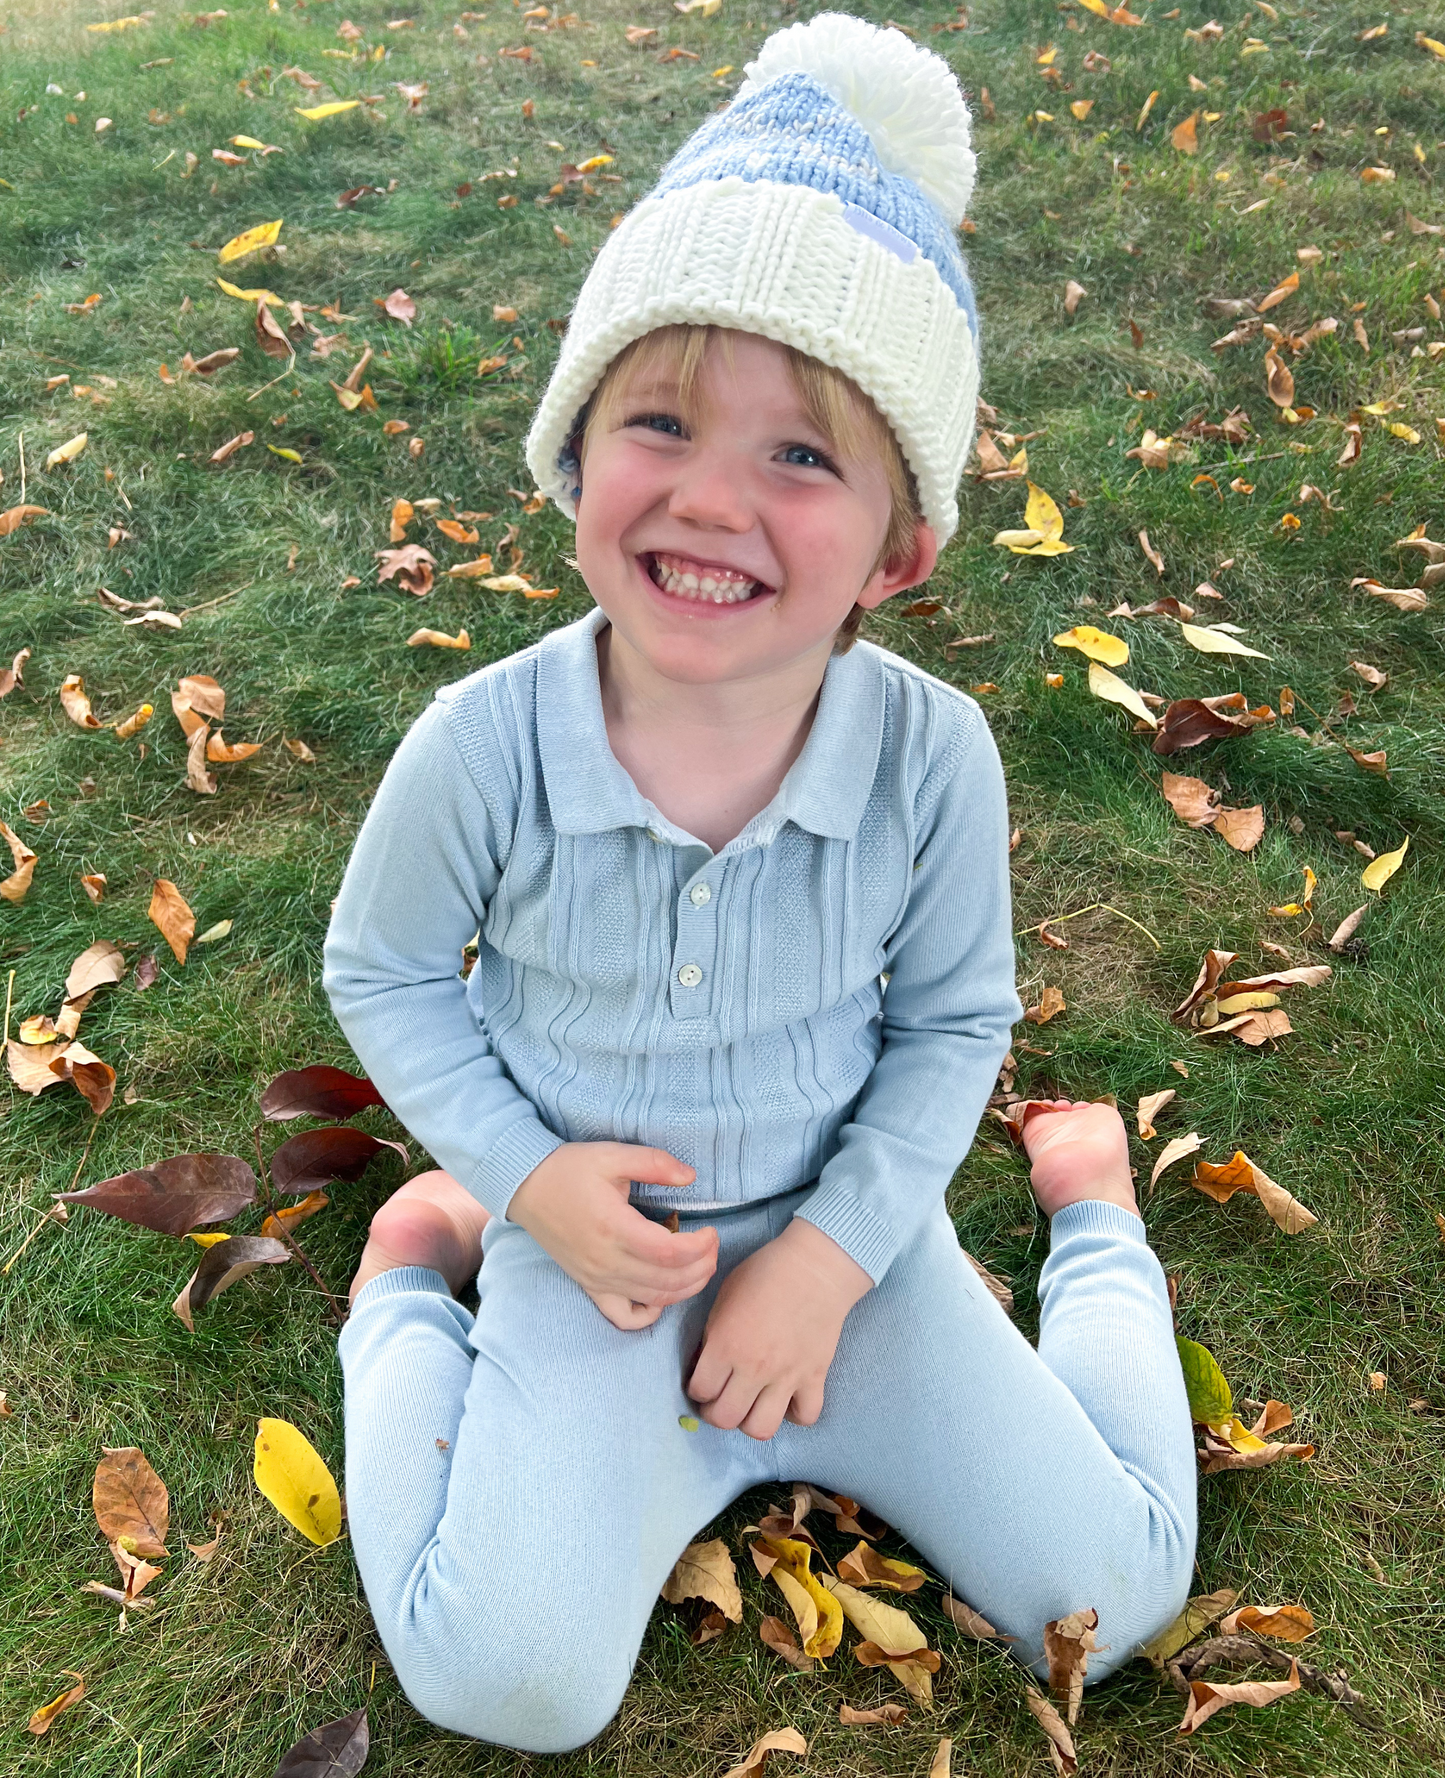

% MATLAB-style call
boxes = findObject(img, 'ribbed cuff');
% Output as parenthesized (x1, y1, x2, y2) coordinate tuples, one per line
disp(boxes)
(1050, 1199, 1148, 1245)
(471, 1117, 567, 1221)
(350, 1265, 452, 1311)
(791, 1181, 901, 1284)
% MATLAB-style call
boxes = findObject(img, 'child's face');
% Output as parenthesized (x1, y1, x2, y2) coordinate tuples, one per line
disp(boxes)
(574, 333, 936, 687)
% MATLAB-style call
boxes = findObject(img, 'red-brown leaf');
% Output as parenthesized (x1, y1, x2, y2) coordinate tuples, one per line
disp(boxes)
(269, 1126, 408, 1193)
(260, 1064, 385, 1121)
(59, 1152, 257, 1234)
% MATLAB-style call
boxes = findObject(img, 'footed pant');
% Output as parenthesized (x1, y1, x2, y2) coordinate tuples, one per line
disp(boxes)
(338, 1190, 1196, 1753)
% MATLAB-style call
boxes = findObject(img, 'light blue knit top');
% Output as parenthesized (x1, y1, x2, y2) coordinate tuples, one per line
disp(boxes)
(322, 608, 1022, 1283)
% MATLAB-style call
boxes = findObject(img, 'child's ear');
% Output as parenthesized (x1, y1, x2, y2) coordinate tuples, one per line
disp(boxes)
(856, 521, 940, 610)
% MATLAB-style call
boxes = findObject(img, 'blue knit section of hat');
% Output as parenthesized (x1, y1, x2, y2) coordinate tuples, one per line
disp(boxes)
(648, 71, 978, 338)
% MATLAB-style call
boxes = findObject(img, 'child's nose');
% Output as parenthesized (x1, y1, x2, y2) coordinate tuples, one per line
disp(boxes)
(666, 454, 752, 531)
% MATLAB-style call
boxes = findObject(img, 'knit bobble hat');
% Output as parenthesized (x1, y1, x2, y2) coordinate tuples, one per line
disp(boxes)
(524, 12, 981, 545)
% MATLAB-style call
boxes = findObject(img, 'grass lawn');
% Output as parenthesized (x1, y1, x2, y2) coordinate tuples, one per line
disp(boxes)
(2, 0, 1444, 1770)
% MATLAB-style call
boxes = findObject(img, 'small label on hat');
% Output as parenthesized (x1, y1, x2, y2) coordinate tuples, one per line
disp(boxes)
(841, 203, 918, 265)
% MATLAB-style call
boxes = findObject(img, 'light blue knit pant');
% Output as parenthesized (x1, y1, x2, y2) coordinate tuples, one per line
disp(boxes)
(339, 1190, 1196, 1753)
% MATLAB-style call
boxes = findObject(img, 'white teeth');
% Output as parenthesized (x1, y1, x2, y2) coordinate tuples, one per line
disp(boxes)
(650, 554, 759, 604)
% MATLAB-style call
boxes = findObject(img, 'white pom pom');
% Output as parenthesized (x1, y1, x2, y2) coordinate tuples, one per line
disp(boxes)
(738, 11, 975, 225)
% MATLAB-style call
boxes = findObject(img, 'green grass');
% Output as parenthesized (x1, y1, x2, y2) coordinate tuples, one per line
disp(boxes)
(2, 0, 1443, 1771)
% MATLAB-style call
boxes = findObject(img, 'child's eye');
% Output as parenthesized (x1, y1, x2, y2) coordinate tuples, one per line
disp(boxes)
(626, 411, 686, 438)
(778, 442, 838, 473)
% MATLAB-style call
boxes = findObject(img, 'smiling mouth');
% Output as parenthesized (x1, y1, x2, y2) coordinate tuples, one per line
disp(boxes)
(645, 549, 771, 606)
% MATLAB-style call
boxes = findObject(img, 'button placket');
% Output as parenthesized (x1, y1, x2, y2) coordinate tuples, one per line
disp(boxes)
(670, 857, 720, 1017)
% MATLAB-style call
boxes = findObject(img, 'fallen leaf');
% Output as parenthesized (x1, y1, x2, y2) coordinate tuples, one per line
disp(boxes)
(1212, 805, 1265, 852)
(1136, 1089, 1175, 1140)
(45, 432, 88, 470)
(1257, 270, 1300, 314)
(1045, 1608, 1101, 1724)
(1192, 1151, 1317, 1232)
(753, 1535, 843, 1659)
(27, 1673, 85, 1736)
(187, 1523, 223, 1561)
(381, 287, 415, 325)
(1024, 985, 1066, 1025)
(941, 1594, 1009, 1639)
(1151, 1131, 1202, 1189)
(1088, 661, 1157, 726)
(1171, 111, 1199, 153)
(1053, 625, 1128, 666)
(1328, 905, 1369, 950)
(260, 1063, 384, 1121)
(839, 1702, 908, 1725)
(1220, 1603, 1314, 1642)
(270, 1126, 406, 1194)
(274, 1709, 369, 1778)
(253, 1418, 342, 1546)
(825, 1576, 934, 1704)
(376, 544, 436, 595)
(722, 1728, 807, 1778)
(1179, 621, 1269, 660)
(93, 1446, 169, 1555)
(1362, 834, 1408, 890)
(1151, 693, 1275, 755)
(60, 674, 102, 729)
(218, 219, 283, 263)
(60, 1152, 257, 1235)
(759, 1615, 814, 1670)
(0, 504, 48, 537)
(1359, 166, 1395, 184)
(1161, 772, 1221, 829)
(80, 874, 107, 904)
(296, 99, 364, 119)
(1064, 279, 1087, 314)
(173, 1234, 290, 1331)
(1, 821, 38, 903)
(1178, 1658, 1301, 1733)
(993, 482, 1074, 556)
(261, 1189, 330, 1239)
(186, 724, 218, 794)
(1138, 1589, 1239, 1667)
(1139, 530, 1165, 576)
(836, 1542, 926, 1592)
(210, 430, 254, 465)
(1024, 1688, 1077, 1774)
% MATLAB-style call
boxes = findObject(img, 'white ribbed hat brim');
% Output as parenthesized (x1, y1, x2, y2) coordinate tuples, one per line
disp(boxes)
(525, 177, 978, 545)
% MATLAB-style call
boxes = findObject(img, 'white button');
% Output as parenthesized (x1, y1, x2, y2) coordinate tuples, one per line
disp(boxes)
(677, 963, 703, 988)
(689, 883, 711, 907)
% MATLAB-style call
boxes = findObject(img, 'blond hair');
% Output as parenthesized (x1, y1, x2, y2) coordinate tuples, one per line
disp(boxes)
(573, 325, 922, 651)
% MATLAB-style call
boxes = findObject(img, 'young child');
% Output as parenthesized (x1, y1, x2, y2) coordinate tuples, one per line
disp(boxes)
(323, 13, 1195, 1752)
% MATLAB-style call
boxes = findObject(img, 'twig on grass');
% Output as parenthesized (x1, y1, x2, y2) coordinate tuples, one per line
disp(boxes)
(1167, 1632, 1374, 1728)
(1015, 902, 1162, 951)
(2, 1117, 98, 1274)
(251, 1124, 347, 1327)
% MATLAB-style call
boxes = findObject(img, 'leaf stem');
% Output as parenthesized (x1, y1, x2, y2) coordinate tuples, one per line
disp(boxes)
(251, 1124, 346, 1326)
(1015, 901, 1162, 951)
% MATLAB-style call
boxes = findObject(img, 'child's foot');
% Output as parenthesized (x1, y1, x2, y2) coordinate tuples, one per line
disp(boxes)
(1016, 1099, 1139, 1221)
(349, 1169, 493, 1304)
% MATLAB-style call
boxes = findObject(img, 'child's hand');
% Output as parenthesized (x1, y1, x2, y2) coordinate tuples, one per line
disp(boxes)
(685, 1219, 873, 1441)
(507, 1142, 719, 1330)
(1018, 1098, 1139, 1220)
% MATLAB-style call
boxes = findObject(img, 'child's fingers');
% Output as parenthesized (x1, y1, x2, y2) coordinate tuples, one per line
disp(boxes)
(738, 1383, 792, 1443)
(587, 1290, 663, 1330)
(617, 1207, 718, 1274)
(603, 1142, 698, 1189)
(685, 1341, 731, 1406)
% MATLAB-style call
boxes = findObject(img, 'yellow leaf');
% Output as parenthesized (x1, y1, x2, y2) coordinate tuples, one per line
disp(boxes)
(1136, 89, 1159, 131)
(1088, 661, 1157, 726)
(216, 277, 283, 304)
(1362, 834, 1408, 891)
(218, 219, 283, 263)
(267, 445, 303, 463)
(574, 154, 614, 172)
(187, 1231, 232, 1248)
(86, 13, 147, 27)
(231, 135, 267, 149)
(1387, 422, 1421, 443)
(1171, 112, 1200, 154)
(1178, 621, 1270, 659)
(1070, 99, 1094, 120)
(1023, 481, 1065, 542)
(1052, 624, 1129, 666)
(406, 627, 471, 649)
(758, 1536, 843, 1659)
(252, 1417, 342, 1545)
(1416, 32, 1445, 59)
(824, 1576, 934, 1705)
(45, 432, 88, 469)
(295, 100, 363, 119)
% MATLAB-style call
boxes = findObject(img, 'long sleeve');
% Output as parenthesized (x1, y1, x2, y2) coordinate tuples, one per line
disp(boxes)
(321, 699, 565, 1220)
(793, 710, 1022, 1283)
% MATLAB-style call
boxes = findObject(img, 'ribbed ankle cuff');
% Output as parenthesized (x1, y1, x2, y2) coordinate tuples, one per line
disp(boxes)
(1050, 1199, 1147, 1245)
(350, 1265, 453, 1311)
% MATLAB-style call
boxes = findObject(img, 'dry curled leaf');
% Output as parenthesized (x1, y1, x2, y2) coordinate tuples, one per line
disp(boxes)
(722, 1728, 807, 1778)
(759, 1615, 814, 1670)
(1178, 1658, 1301, 1734)
(1150, 1131, 1202, 1189)
(1, 820, 38, 903)
(375, 544, 437, 595)
(661, 1538, 743, 1622)
(1138, 1589, 1239, 1668)
(1136, 1089, 1175, 1140)
(1024, 1688, 1077, 1774)
(1220, 1603, 1314, 1641)
(839, 1701, 908, 1725)
(1045, 1609, 1102, 1724)
(93, 1446, 169, 1555)
(173, 1234, 290, 1331)
(27, 1673, 85, 1736)
(836, 1542, 926, 1592)
(1192, 1151, 1318, 1232)
(274, 1708, 369, 1778)
(1024, 985, 1066, 1025)
(148, 878, 196, 963)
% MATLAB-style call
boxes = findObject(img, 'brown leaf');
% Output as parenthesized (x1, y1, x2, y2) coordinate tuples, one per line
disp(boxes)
(836, 1542, 926, 1592)
(855, 1640, 941, 1673)
(7, 1037, 69, 1094)
(1212, 804, 1265, 852)
(186, 1522, 223, 1561)
(1178, 1658, 1301, 1733)
(941, 1594, 1011, 1639)
(722, 1728, 807, 1778)
(1063, 279, 1087, 315)
(173, 1233, 290, 1330)
(1220, 1603, 1315, 1641)
(27, 1673, 85, 1736)
(60, 1152, 257, 1235)
(210, 430, 254, 464)
(1161, 772, 1221, 829)
(1257, 269, 1300, 314)
(1347, 746, 1388, 776)
(381, 287, 416, 325)
(660, 1537, 744, 1620)
(375, 543, 436, 595)
(186, 724, 218, 794)
(207, 732, 263, 763)
(274, 1709, 370, 1778)
(759, 1615, 814, 1670)
(93, 1446, 169, 1555)
(1170, 111, 1199, 153)
(1024, 1688, 1077, 1774)
(255, 298, 294, 359)
(839, 1701, 909, 1725)
(1024, 985, 1066, 1025)
(1136, 1088, 1175, 1139)
(50, 1041, 116, 1115)
(1045, 1608, 1101, 1724)
(389, 498, 414, 543)
(260, 1064, 385, 1121)
(1150, 1131, 1203, 1189)
(1152, 692, 1275, 755)
(0, 504, 49, 537)
(1265, 348, 1295, 408)
(1327, 904, 1369, 950)
(177, 673, 226, 720)
(60, 673, 102, 729)
(261, 1188, 330, 1239)
(271, 1126, 402, 1197)
(1, 819, 38, 903)
(435, 518, 480, 544)
(1192, 1151, 1318, 1232)
(1139, 529, 1165, 575)
(80, 873, 107, 904)
(0, 643, 31, 698)
(148, 878, 196, 963)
